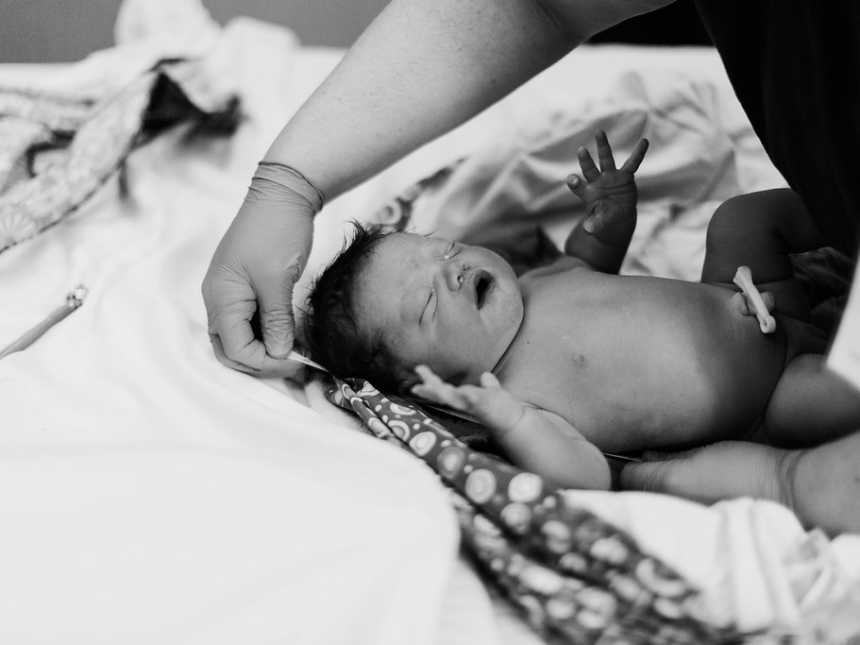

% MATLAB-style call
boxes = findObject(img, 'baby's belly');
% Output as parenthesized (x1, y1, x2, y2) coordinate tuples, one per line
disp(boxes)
(508, 277, 788, 452)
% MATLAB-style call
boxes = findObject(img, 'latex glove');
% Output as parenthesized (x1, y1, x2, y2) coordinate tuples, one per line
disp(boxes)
(619, 440, 792, 506)
(202, 162, 323, 377)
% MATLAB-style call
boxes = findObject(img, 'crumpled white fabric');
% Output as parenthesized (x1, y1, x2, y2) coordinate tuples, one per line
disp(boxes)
(0, 2, 458, 645)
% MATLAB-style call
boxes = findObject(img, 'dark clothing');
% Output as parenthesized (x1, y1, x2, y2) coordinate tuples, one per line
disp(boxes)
(695, 0, 860, 256)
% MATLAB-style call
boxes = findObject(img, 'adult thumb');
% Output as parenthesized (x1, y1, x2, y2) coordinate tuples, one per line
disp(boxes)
(256, 271, 297, 359)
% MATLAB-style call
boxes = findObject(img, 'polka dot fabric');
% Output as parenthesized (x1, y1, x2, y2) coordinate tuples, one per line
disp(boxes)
(328, 378, 746, 644)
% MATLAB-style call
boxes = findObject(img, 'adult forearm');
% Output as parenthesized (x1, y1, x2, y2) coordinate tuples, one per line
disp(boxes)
(266, 0, 574, 198)
(265, 0, 672, 199)
(782, 429, 860, 534)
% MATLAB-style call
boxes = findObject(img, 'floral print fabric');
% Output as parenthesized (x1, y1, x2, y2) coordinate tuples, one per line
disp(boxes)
(0, 61, 238, 254)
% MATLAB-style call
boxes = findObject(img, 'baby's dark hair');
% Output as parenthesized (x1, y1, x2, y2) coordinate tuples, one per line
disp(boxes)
(306, 221, 508, 458)
(305, 221, 407, 393)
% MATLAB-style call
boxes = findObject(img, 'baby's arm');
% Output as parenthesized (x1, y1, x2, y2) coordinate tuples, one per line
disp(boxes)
(563, 132, 649, 273)
(701, 189, 826, 286)
(412, 366, 611, 490)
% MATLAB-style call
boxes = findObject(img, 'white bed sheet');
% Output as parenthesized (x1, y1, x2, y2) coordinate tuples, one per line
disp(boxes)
(1, 2, 859, 644)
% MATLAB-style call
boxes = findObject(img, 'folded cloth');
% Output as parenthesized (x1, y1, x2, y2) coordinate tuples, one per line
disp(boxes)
(0, 59, 239, 254)
(328, 378, 744, 644)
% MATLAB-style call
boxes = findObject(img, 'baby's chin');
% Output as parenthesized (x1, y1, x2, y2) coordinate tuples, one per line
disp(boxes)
(479, 274, 524, 358)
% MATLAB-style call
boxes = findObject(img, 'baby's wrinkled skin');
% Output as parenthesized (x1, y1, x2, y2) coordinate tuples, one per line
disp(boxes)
(353, 234, 523, 388)
(351, 135, 860, 491)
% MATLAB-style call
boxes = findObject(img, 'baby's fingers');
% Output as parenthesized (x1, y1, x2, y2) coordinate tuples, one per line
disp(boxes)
(412, 365, 470, 410)
(595, 131, 616, 171)
(411, 381, 470, 411)
(479, 372, 503, 389)
(620, 138, 649, 174)
(566, 173, 587, 201)
(577, 146, 600, 182)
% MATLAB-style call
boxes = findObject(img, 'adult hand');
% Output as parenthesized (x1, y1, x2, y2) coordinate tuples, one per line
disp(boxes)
(619, 440, 792, 507)
(202, 163, 323, 378)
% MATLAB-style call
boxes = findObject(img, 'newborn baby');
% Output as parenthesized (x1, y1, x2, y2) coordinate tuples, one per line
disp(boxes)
(306, 133, 860, 490)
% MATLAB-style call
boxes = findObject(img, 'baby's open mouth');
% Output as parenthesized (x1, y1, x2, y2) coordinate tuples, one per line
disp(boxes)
(474, 271, 494, 309)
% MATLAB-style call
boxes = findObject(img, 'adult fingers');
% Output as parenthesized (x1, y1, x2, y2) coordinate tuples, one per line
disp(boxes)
(577, 146, 600, 182)
(209, 332, 307, 380)
(209, 333, 261, 375)
(620, 138, 649, 174)
(254, 262, 300, 359)
(202, 161, 318, 378)
(203, 267, 303, 378)
(208, 313, 305, 379)
(204, 268, 263, 365)
(595, 131, 616, 171)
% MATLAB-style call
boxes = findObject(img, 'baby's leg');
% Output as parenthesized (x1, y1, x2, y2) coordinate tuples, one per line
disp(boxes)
(701, 189, 826, 320)
(763, 354, 860, 447)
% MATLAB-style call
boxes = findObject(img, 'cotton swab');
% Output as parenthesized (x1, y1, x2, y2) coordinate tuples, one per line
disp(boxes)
(0, 285, 88, 359)
(287, 350, 329, 372)
(732, 266, 776, 334)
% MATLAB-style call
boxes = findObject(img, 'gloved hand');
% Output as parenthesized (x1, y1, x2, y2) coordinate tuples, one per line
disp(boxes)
(202, 162, 324, 377)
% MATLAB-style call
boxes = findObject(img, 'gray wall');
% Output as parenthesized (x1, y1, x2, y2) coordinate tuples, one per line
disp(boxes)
(0, 0, 388, 63)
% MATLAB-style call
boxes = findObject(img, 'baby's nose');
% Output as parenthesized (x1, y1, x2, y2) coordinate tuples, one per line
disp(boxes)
(443, 263, 465, 291)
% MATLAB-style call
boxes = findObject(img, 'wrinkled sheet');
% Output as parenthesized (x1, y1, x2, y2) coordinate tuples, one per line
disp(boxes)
(1, 1, 859, 644)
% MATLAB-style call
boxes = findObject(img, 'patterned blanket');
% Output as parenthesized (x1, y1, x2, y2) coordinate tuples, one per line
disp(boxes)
(328, 378, 750, 644)
(0, 59, 239, 254)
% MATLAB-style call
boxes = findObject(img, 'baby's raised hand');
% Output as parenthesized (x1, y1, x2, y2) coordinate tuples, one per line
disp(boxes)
(567, 132, 649, 242)
(411, 365, 527, 437)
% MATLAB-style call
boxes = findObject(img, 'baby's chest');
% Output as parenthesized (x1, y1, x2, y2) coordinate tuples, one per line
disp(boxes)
(501, 278, 787, 449)
(498, 310, 614, 439)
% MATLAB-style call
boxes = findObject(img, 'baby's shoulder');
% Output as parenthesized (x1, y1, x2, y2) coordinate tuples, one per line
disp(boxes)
(519, 255, 592, 288)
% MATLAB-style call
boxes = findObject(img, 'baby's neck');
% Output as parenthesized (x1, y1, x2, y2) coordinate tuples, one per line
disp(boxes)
(487, 309, 527, 381)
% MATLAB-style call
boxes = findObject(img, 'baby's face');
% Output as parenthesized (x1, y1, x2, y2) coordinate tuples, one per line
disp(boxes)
(353, 233, 524, 385)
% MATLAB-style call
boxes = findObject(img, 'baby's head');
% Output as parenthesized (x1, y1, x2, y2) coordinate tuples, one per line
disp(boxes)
(306, 222, 524, 393)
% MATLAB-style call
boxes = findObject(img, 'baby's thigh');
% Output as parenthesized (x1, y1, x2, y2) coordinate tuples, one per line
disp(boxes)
(763, 354, 860, 447)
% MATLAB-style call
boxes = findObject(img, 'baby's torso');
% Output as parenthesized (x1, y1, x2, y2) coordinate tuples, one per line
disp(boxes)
(497, 265, 790, 452)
